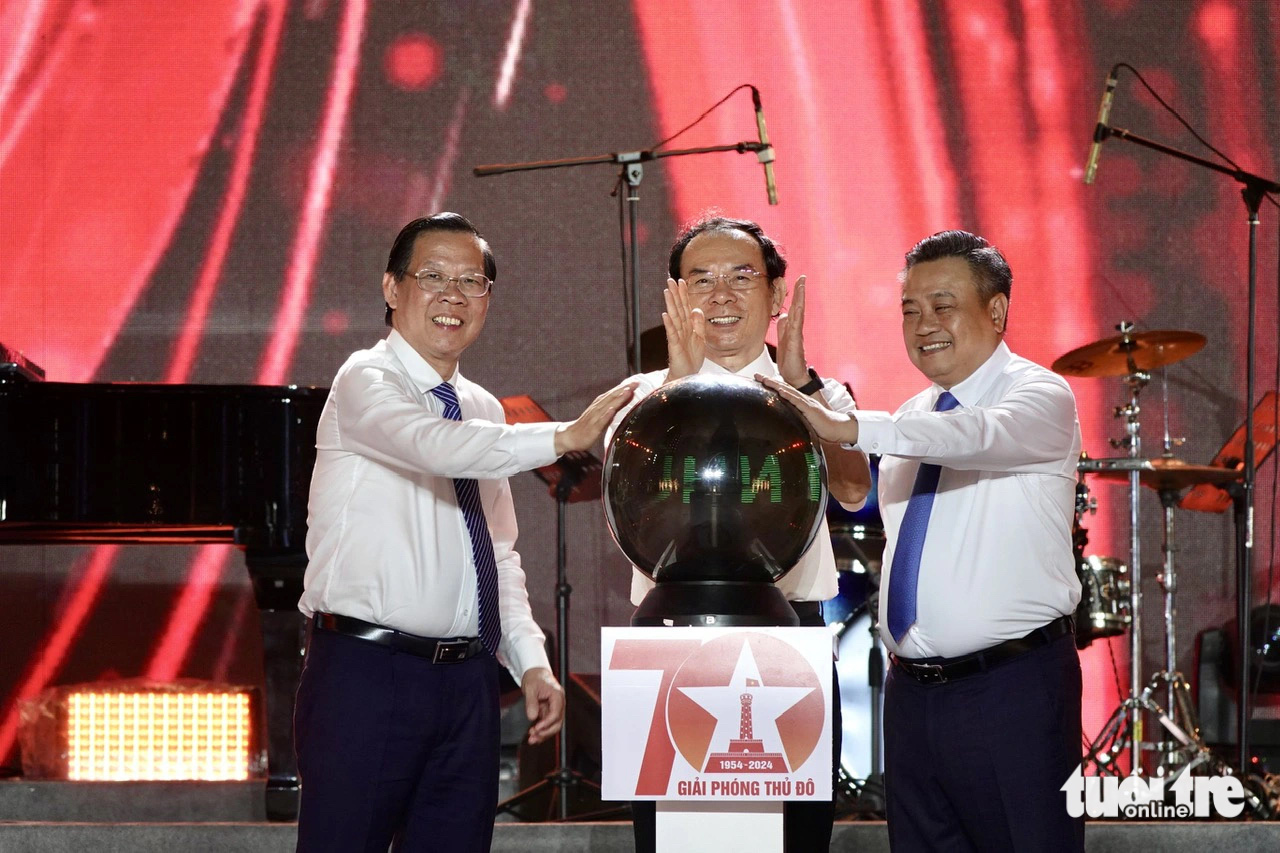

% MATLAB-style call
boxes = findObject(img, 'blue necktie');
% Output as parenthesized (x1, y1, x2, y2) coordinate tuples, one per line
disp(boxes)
(887, 390, 960, 643)
(430, 381, 501, 654)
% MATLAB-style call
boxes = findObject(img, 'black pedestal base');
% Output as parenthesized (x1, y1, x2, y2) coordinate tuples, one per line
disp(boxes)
(630, 581, 799, 627)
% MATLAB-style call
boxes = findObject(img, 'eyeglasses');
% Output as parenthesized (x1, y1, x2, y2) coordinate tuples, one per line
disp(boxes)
(684, 268, 767, 293)
(412, 269, 493, 298)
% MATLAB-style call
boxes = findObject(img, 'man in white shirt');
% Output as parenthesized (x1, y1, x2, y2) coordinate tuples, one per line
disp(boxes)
(764, 230, 1084, 852)
(609, 215, 872, 853)
(295, 213, 634, 852)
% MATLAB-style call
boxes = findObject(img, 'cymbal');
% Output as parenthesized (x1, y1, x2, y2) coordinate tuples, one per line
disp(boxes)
(1052, 330, 1206, 377)
(1078, 456, 1241, 492)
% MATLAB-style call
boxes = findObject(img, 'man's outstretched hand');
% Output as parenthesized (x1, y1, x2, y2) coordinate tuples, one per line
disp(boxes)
(757, 374, 860, 446)
(554, 383, 638, 455)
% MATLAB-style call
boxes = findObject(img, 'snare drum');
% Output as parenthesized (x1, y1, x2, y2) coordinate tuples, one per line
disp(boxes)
(1074, 554, 1131, 649)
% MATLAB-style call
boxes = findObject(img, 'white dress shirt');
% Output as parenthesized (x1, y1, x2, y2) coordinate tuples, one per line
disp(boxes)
(300, 330, 561, 682)
(606, 349, 860, 606)
(856, 341, 1082, 659)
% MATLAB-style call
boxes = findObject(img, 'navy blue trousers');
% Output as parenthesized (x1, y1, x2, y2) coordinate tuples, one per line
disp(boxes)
(293, 627, 501, 853)
(884, 631, 1084, 853)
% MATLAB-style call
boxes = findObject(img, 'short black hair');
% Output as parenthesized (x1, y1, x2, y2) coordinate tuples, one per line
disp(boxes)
(384, 212, 496, 326)
(901, 229, 1011, 304)
(668, 215, 787, 283)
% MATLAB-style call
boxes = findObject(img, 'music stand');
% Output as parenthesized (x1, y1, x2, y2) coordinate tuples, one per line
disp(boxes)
(496, 394, 621, 821)
(1180, 391, 1277, 514)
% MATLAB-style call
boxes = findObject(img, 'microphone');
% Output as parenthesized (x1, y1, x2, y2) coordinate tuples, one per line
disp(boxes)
(751, 86, 778, 205)
(1084, 66, 1119, 185)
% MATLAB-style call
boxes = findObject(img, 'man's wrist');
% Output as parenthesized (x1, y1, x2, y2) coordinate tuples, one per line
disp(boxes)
(795, 367, 824, 396)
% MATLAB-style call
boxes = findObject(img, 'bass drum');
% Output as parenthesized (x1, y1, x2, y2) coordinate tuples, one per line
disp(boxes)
(824, 570, 881, 782)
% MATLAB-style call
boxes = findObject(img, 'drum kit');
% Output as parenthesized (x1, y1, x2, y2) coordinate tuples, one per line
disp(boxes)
(824, 320, 1273, 814)
(1052, 321, 1243, 781)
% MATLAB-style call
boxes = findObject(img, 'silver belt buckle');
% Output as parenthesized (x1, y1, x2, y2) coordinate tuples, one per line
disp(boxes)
(433, 639, 471, 663)
(913, 663, 947, 684)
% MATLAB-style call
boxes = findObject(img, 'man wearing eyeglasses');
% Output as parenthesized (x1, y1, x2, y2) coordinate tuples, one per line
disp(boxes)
(607, 215, 872, 853)
(296, 213, 635, 852)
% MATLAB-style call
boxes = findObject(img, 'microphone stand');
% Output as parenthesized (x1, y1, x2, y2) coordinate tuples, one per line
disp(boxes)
(1095, 122, 1280, 773)
(475, 140, 771, 374)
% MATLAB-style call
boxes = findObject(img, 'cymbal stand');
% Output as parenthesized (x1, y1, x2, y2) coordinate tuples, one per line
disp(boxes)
(1154, 365, 1190, 769)
(1084, 671, 1274, 816)
(1148, 485, 1205, 773)
(1109, 321, 1148, 775)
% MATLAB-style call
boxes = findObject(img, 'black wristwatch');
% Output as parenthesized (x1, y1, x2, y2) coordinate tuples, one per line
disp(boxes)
(796, 367, 824, 396)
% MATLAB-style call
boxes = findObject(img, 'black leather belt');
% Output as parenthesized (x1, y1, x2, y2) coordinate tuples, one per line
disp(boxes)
(891, 615, 1074, 685)
(313, 613, 486, 664)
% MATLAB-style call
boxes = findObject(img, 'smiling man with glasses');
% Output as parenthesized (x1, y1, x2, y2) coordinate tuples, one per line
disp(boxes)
(295, 212, 635, 852)
(606, 214, 872, 853)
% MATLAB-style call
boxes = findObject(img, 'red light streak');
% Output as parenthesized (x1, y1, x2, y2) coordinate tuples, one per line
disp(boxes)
(150, 0, 368, 685)
(0, 546, 120, 764)
(166, 0, 289, 383)
(258, 0, 367, 385)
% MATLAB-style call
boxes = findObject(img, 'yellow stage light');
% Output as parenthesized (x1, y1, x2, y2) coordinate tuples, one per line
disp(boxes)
(19, 681, 262, 781)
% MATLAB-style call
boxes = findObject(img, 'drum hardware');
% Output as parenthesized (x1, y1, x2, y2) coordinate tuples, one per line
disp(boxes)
(1060, 321, 1210, 777)
(1085, 669, 1276, 817)
(1064, 324, 1270, 808)
(1076, 555, 1131, 646)
(1080, 455, 1242, 492)
(1076, 453, 1243, 775)
(1072, 467, 1134, 651)
(1083, 668, 1273, 818)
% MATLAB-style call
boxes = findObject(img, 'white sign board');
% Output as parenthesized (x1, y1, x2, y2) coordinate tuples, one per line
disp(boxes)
(601, 626, 832, 802)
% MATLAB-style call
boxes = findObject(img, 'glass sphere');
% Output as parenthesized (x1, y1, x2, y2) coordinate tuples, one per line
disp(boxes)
(603, 374, 827, 584)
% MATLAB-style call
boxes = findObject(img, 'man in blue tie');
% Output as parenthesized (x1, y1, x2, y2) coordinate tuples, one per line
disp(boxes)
(763, 230, 1084, 852)
(296, 213, 635, 852)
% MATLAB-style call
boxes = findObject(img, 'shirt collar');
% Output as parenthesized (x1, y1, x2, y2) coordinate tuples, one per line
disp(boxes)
(385, 329, 460, 391)
(702, 347, 779, 379)
(933, 340, 1011, 408)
